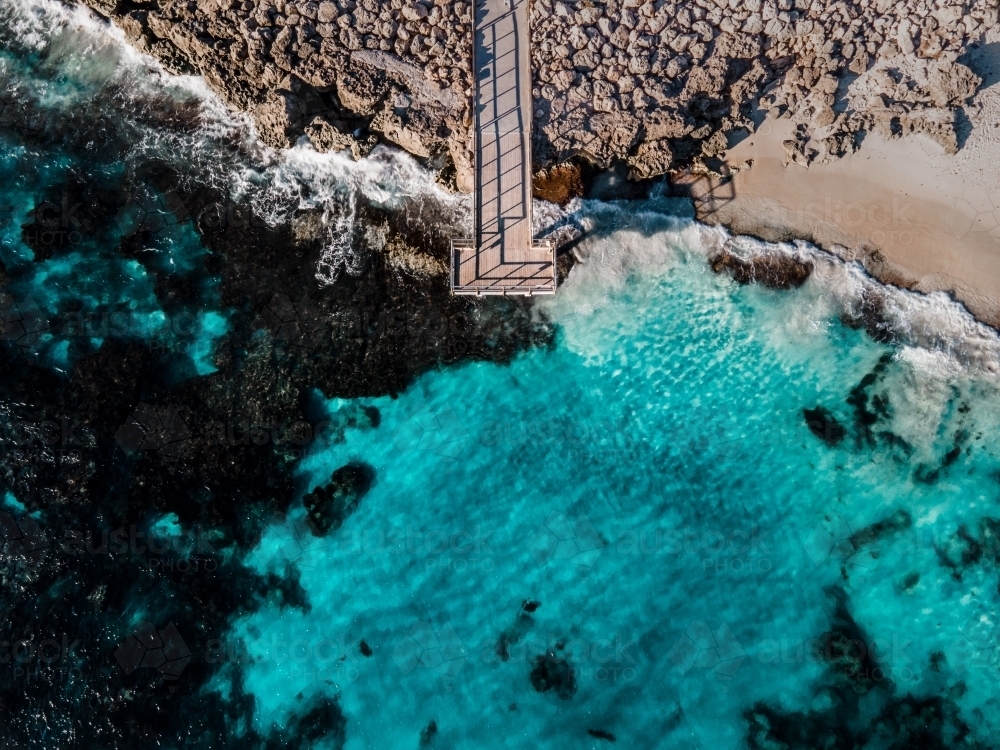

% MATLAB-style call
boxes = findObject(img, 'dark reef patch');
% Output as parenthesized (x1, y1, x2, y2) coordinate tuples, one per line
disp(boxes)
(496, 610, 535, 663)
(303, 461, 375, 536)
(934, 516, 1000, 581)
(419, 720, 438, 748)
(803, 406, 847, 446)
(846, 352, 893, 446)
(852, 509, 912, 549)
(264, 696, 347, 749)
(820, 586, 890, 694)
(587, 728, 617, 743)
(745, 588, 982, 750)
(709, 249, 813, 289)
(916, 429, 970, 485)
(831, 510, 912, 583)
(530, 652, 577, 700)
(840, 288, 897, 345)
(0, 77, 555, 749)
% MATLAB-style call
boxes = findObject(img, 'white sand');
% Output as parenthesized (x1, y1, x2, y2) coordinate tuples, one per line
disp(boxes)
(686, 41, 1000, 327)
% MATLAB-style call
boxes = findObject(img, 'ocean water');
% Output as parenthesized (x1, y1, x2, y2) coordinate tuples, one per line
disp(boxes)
(4, 0, 1000, 748)
(236, 211, 1000, 748)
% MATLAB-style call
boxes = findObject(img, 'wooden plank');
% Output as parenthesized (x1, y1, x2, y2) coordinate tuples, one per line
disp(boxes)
(450, 0, 556, 295)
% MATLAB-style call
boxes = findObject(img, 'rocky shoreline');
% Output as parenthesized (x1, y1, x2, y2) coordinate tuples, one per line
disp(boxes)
(0, 31, 552, 744)
(80, 0, 990, 190)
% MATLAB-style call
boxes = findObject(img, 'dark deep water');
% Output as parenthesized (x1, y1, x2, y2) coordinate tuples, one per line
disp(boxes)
(5, 2, 1000, 749)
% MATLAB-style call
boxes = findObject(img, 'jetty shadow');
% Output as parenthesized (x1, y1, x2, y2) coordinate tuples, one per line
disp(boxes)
(669, 170, 737, 221)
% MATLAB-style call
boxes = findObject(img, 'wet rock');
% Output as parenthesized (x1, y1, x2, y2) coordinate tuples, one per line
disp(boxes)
(402, 2, 429, 22)
(336, 66, 389, 114)
(851, 509, 912, 549)
(273, 696, 347, 747)
(303, 461, 375, 536)
(840, 288, 896, 345)
(709, 250, 813, 289)
(529, 652, 577, 699)
(532, 163, 584, 206)
(253, 90, 311, 149)
(305, 115, 378, 159)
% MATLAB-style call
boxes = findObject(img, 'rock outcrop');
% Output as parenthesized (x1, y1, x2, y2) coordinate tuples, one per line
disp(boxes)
(82, 0, 993, 190)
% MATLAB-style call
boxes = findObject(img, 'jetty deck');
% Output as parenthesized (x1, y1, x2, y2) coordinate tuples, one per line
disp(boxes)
(451, 0, 556, 295)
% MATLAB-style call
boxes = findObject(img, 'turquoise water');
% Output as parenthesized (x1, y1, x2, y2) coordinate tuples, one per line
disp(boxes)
(0, 0, 233, 375)
(5, 0, 1000, 745)
(235, 208, 1000, 747)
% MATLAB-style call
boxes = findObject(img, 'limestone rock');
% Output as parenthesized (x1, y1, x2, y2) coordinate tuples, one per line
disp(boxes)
(626, 139, 674, 179)
(76, 0, 995, 179)
(253, 91, 307, 149)
(336, 66, 388, 114)
(710, 249, 814, 288)
(305, 116, 378, 159)
(533, 163, 585, 205)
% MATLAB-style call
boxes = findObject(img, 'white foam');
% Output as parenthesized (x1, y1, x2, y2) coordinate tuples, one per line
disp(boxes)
(9, 0, 1000, 373)
(552, 198, 1000, 377)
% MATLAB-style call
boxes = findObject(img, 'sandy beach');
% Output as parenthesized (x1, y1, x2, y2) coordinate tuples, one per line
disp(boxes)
(684, 36, 1000, 326)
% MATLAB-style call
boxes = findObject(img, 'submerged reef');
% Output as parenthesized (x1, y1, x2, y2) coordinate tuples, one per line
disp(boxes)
(745, 589, 986, 750)
(303, 461, 375, 535)
(0, 68, 551, 748)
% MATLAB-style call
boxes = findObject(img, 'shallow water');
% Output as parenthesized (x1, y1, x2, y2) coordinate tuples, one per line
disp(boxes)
(3, 1, 1000, 748)
(237, 210, 1000, 748)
